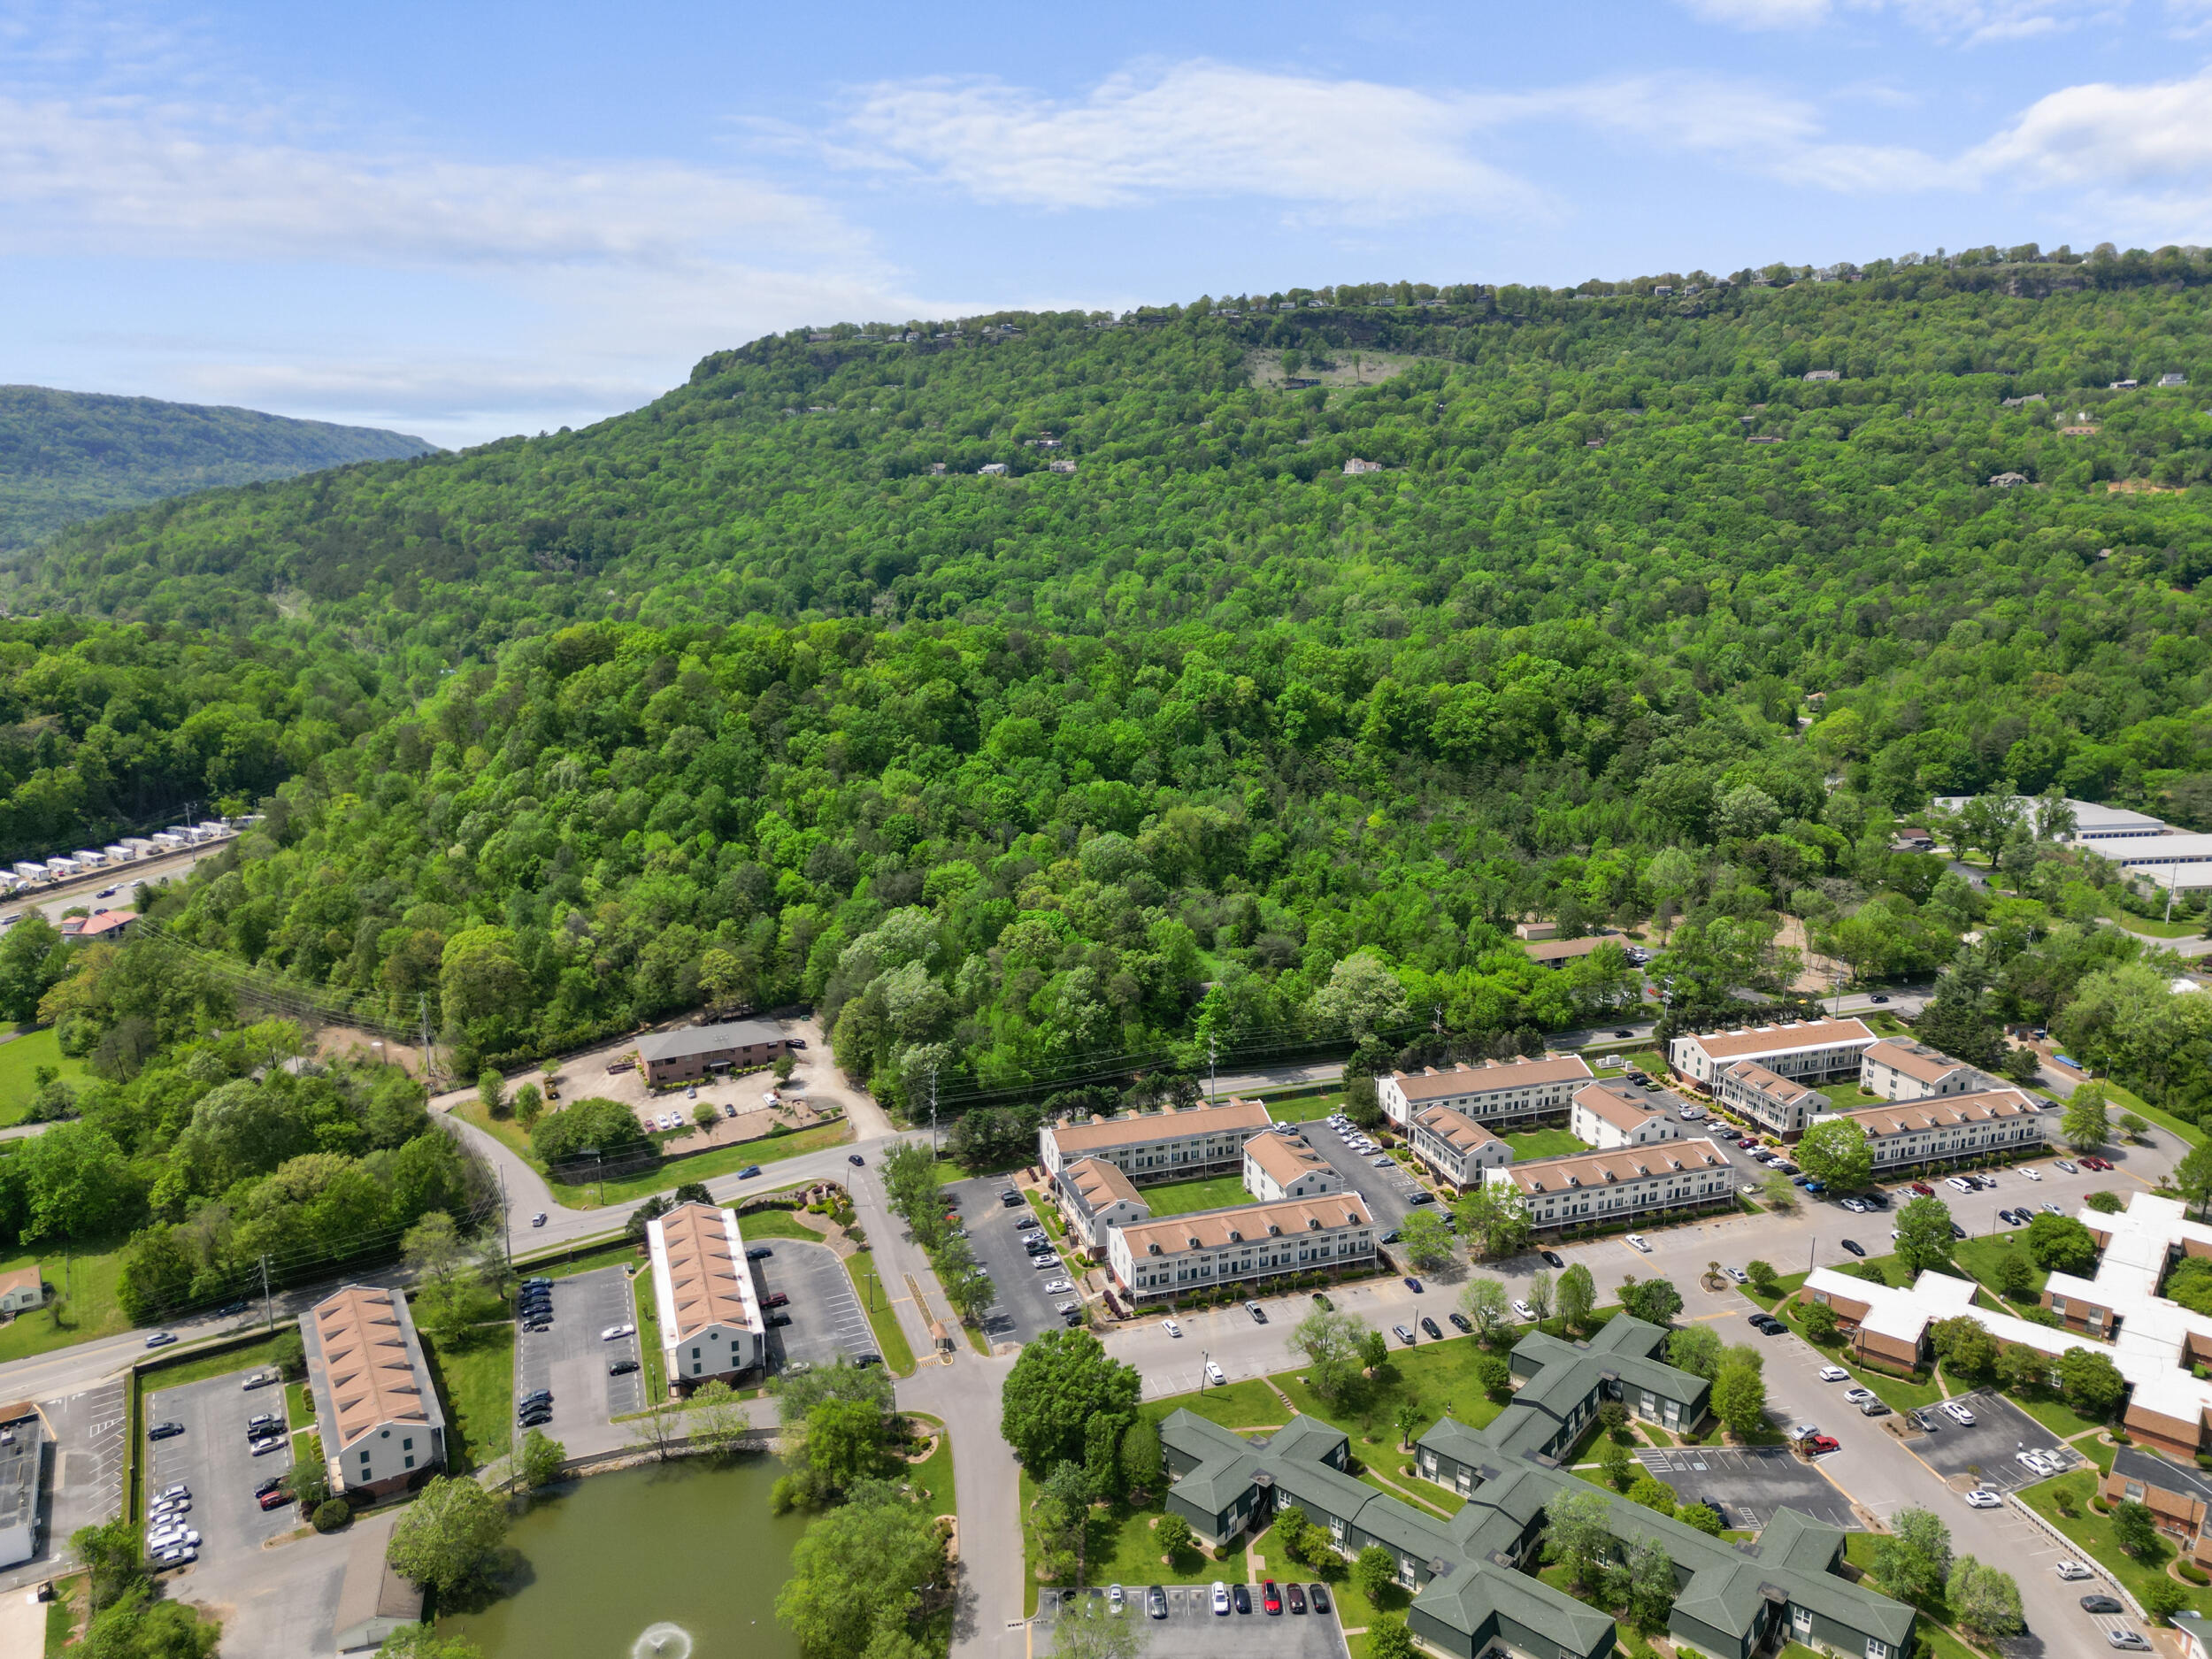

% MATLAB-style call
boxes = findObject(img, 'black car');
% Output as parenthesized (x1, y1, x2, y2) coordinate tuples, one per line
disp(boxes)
(1448, 1312, 1472, 1333)
(1869, 993, 1891, 1003)
(1700, 1495, 1727, 1521)
(1862, 1190, 1888, 1210)
(1232, 1583, 1251, 1614)
(1310, 1292, 1333, 1310)
(1308, 1585, 1331, 1614)
(1286, 1584, 1307, 1615)
(849, 1154, 865, 1167)
(519, 1389, 551, 1405)
(1420, 1317, 1442, 1340)
(609, 1359, 640, 1376)
(149, 1421, 184, 1440)
(1949, 1222, 1967, 1240)
(1148, 1586, 1168, 1619)
(768, 1311, 793, 1326)
(518, 1412, 552, 1430)
(1839, 1239, 1865, 1257)
(1540, 1249, 1565, 1269)
(2080, 1595, 2124, 1614)
(1612, 1028, 1633, 1038)
(1000, 1190, 1022, 1206)
(254, 1475, 285, 1497)
(747, 1246, 773, 1260)
(1403, 1276, 1423, 1293)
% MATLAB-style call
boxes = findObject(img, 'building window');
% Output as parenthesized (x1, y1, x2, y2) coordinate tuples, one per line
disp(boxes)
(404, 1455, 415, 1469)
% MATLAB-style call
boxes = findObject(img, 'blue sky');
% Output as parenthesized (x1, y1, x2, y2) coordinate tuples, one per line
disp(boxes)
(6, 0, 2212, 447)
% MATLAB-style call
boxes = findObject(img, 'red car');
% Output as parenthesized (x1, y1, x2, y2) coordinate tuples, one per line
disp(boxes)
(1262, 1581, 1281, 1615)
(1909, 1181, 1934, 1197)
(2086, 1156, 2113, 1171)
(1806, 1434, 1840, 1455)
(257, 1488, 294, 1510)
(764, 1292, 790, 1309)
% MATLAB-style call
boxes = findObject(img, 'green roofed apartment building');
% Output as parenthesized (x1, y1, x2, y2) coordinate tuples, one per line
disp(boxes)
(1153, 1315, 1913, 1659)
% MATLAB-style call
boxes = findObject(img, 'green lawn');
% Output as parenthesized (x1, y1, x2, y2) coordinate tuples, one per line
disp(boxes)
(2105, 903, 2205, 940)
(0, 1026, 85, 1127)
(511, 1236, 645, 1279)
(1269, 1337, 1510, 1451)
(1137, 1175, 1252, 1217)
(287, 1380, 314, 1430)
(1500, 1127, 1586, 1160)
(548, 1119, 855, 1208)
(1949, 1233, 2047, 1308)
(735, 1207, 830, 1243)
(904, 1413, 953, 1513)
(0, 1240, 129, 1360)
(846, 1251, 917, 1376)
(1145, 1379, 1285, 1432)
(633, 1270, 665, 1400)
(139, 1331, 288, 1392)
(1255, 1091, 1345, 1124)
(2020, 1469, 2212, 1619)
(419, 1321, 516, 1474)
(1021, 1470, 1248, 1613)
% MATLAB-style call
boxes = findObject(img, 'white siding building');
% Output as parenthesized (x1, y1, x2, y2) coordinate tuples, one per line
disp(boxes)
(1858, 1040, 1982, 1101)
(648, 1202, 767, 1391)
(1712, 1060, 1830, 1136)
(1240, 1128, 1346, 1203)
(1108, 1197, 1374, 1302)
(1667, 1018, 1877, 1088)
(1057, 1157, 1153, 1253)
(1486, 1140, 1736, 1235)
(1568, 1081, 1681, 1150)
(1378, 1056, 1594, 1130)
(1040, 1099, 1273, 1183)
(1809, 1088, 2055, 1171)
(1405, 1105, 1513, 1191)
(302, 1286, 445, 1500)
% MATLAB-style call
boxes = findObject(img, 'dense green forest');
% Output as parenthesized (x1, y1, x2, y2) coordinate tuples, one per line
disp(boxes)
(0, 385, 434, 554)
(6, 250, 2212, 1132)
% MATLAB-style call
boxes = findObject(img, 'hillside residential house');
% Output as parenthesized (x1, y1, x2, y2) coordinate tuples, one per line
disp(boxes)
(1806, 1088, 2053, 1172)
(1485, 1139, 1735, 1234)
(634, 1018, 790, 1087)
(647, 1202, 766, 1391)
(1405, 1105, 1513, 1191)
(1666, 1018, 1877, 1089)
(1379, 1056, 1594, 1132)
(1568, 1080, 1680, 1149)
(1107, 1196, 1372, 1302)
(1712, 1060, 1829, 1136)
(1240, 1127, 1346, 1203)
(1056, 1157, 1153, 1253)
(1155, 1317, 1910, 1659)
(1038, 1099, 1272, 1184)
(302, 1286, 445, 1500)
(1858, 1040, 1982, 1100)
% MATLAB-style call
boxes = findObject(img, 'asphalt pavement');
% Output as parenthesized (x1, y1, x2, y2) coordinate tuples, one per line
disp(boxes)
(950, 1179, 1070, 1345)
(513, 1267, 641, 1460)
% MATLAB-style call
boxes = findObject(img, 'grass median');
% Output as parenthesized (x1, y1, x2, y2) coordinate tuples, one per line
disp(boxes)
(419, 1322, 517, 1474)
(2019, 1467, 2212, 1620)
(549, 1118, 856, 1208)
(846, 1251, 916, 1376)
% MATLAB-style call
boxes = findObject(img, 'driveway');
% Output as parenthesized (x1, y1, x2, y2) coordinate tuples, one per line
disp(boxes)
(142, 1372, 296, 1565)
(1034, 1583, 1349, 1659)
(753, 1240, 875, 1371)
(514, 1267, 641, 1460)
(1299, 1126, 1424, 1233)
(950, 1179, 1070, 1345)
(173, 1519, 353, 1659)
(1909, 1388, 2077, 1494)
(1635, 1444, 1858, 1532)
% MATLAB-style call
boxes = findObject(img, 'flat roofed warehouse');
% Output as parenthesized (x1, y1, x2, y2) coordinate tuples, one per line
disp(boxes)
(0, 1404, 43, 1568)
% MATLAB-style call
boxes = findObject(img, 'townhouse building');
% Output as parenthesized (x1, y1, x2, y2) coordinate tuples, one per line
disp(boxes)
(302, 1285, 445, 1500)
(1568, 1080, 1681, 1149)
(1038, 1098, 1272, 1184)
(1485, 1139, 1735, 1235)
(1378, 1055, 1594, 1132)
(1807, 1088, 2053, 1173)
(1056, 1157, 1153, 1253)
(1405, 1104, 1513, 1192)
(1106, 1196, 1372, 1302)
(1153, 1317, 1911, 1659)
(1858, 1039, 1982, 1101)
(1712, 1060, 1830, 1136)
(1666, 1018, 1877, 1089)
(1240, 1127, 1346, 1203)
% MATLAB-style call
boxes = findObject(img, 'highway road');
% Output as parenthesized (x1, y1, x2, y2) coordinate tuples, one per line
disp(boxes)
(0, 841, 223, 926)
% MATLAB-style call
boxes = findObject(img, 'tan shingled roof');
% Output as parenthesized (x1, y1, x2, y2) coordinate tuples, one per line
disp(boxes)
(653, 1202, 763, 1345)
(1242, 1128, 1334, 1187)
(1523, 933, 1619, 963)
(1388, 1055, 1593, 1102)
(0, 1267, 39, 1298)
(1066, 1157, 1145, 1211)
(1863, 1039, 1973, 1087)
(313, 1286, 428, 1451)
(1047, 1098, 1271, 1153)
(1503, 1140, 1728, 1197)
(1572, 1080, 1667, 1133)
(1825, 1087, 2043, 1138)
(1719, 1059, 1826, 1109)
(1412, 1104, 1502, 1153)
(1678, 1018, 1874, 1061)
(1118, 1196, 1368, 1255)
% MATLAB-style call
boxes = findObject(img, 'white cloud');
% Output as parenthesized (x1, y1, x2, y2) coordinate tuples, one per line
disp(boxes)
(1969, 66, 2212, 184)
(840, 62, 1547, 225)
(1679, 0, 2124, 42)
(1678, 0, 1834, 27)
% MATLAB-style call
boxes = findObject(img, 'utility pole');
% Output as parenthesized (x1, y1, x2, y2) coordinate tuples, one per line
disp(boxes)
(929, 1067, 939, 1153)
(1207, 1035, 1217, 1107)
(258, 1254, 273, 1330)
(418, 993, 436, 1092)
(496, 1169, 511, 1268)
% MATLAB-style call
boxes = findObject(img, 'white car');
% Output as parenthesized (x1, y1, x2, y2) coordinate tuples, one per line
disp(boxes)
(1162, 1319, 1183, 1338)
(1512, 1300, 1536, 1322)
(2024, 1166, 2043, 1181)
(600, 1324, 636, 1341)
(1042, 1279, 1074, 1294)
(157, 1485, 188, 1502)
(2056, 1159, 2078, 1173)
(2055, 1560, 2093, 1581)
(1842, 1387, 1877, 1406)
(1818, 1365, 1849, 1383)
(1963, 1489, 2001, 1509)
(1204, 1361, 1226, 1386)
(1372, 1156, 1394, 1169)
(1679, 1106, 1704, 1120)
(1945, 1176, 1975, 1194)
(1840, 1198, 1869, 1214)
(1212, 1582, 1230, 1615)
(1941, 1401, 1978, 1426)
(1625, 1233, 1650, 1252)
(2017, 1448, 2056, 1476)
(1724, 1266, 1747, 1284)
(1109, 1585, 1125, 1613)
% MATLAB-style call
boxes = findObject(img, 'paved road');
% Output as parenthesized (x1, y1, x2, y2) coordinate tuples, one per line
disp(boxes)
(901, 1352, 1021, 1659)
(0, 843, 221, 927)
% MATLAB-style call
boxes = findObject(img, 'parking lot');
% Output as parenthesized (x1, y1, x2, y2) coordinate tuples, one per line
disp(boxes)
(1036, 1580, 1348, 1659)
(754, 1240, 875, 1371)
(514, 1267, 642, 1453)
(1906, 1387, 2075, 1493)
(1634, 1445, 1860, 1532)
(1302, 1126, 1425, 1231)
(949, 1177, 1071, 1346)
(0, 1380, 127, 1591)
(142, 1371, 297, 1566)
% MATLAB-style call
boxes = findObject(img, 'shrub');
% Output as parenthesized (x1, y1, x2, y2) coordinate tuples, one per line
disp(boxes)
(311, 1499, 350, 1532)
(2085, 1190, 2124, 1215)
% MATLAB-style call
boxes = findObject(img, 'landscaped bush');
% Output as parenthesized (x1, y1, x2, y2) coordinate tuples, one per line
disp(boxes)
(311, 1499, 350, 1532)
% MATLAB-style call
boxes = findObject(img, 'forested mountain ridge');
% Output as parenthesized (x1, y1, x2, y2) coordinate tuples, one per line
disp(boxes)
(5, 255, 2211, 1133)
(0, 385, 435, 555)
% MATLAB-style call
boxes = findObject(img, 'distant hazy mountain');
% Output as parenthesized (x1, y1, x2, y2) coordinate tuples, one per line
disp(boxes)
(0, 385, 438, 552)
